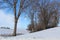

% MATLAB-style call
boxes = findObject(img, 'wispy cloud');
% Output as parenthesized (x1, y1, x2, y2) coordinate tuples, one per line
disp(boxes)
(0, 10, 14, 29)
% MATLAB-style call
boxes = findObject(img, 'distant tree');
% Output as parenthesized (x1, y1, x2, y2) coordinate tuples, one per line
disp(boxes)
(27, 9, 35, 32)
(0, 27, 10, 29)
(27, 0, 40, 32)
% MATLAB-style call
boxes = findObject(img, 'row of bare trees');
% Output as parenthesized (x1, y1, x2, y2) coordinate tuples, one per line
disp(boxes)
(0, 0, 60, 36)
(27, 0, 60, 32)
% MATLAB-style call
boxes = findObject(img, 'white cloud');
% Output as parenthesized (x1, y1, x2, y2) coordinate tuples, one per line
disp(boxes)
(0, 10, 14, 29)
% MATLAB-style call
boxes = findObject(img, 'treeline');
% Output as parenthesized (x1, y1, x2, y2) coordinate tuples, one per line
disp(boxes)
(0, 27, 10, 29)
(27, 0, 60, 32)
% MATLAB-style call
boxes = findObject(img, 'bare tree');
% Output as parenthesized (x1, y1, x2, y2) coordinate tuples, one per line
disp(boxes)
(0, 0, 31, 36)
(37, 0, 60, 29)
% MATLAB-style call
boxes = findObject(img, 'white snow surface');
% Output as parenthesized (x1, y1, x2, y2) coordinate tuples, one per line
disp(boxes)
(0, 28, 30, 36)
(0, 27, 60, 40)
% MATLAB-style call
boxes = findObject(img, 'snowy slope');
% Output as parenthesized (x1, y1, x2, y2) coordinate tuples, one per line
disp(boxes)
(0, 27, 60, 40)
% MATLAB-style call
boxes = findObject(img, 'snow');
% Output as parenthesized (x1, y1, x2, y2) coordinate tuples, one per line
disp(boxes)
(0, 27, 60, 40)
(0, 28, 30, 36)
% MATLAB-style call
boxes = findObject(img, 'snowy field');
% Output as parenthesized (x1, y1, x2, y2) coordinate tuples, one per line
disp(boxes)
(0, 28, 30, 36)
(0, 27, 60, 40)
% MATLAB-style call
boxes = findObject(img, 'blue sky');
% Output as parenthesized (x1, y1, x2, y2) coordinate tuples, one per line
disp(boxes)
(0, 9, 30, 29)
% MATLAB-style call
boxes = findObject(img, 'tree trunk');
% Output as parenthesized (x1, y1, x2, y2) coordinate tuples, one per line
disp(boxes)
(13, 19, 18, 36)
(13, 1, 17, 36)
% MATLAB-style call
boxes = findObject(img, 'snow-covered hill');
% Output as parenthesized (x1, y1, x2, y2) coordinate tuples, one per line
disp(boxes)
(0, 27, 60, 40)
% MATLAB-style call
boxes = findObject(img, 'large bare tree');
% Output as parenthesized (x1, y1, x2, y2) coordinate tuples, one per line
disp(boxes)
(0, 0, 31, 36)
